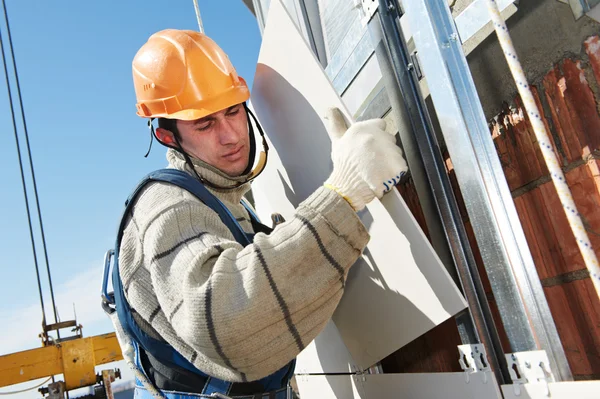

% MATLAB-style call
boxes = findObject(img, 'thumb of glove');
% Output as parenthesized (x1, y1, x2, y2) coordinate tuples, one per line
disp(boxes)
(323, 107, 350, 141)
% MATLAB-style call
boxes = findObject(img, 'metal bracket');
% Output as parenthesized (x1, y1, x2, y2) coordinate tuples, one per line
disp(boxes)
(458, 344, 490, 383)
(566, 0, 600, 20)
(403, 0, 572, 382)
(506, 351, 554, 396)
(408, 51, 423, 80)
(101, 369, 121, 399)
(40, 381, 65, 399)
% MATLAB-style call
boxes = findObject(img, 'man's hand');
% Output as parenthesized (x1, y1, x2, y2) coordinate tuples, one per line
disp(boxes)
(323, 107, 408, 211)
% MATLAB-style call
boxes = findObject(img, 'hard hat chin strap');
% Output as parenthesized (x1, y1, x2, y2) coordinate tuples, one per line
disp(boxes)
(243, 103, 269, 181)
(145, 104, 269, 191)
(242, 104, 257, 175)
(144, 119, 155, 158)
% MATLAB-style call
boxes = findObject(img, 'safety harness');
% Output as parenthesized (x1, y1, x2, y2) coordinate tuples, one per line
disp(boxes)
(102, 169, 295, 399)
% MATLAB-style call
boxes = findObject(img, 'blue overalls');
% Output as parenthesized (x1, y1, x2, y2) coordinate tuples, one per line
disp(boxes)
(102, 169, 295, 399)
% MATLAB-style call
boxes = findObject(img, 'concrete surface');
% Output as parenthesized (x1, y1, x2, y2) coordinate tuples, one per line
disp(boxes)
(467, 0, 600, 119)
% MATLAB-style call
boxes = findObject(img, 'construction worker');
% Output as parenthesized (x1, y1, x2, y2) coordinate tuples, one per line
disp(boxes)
(112, 29, 408, 399)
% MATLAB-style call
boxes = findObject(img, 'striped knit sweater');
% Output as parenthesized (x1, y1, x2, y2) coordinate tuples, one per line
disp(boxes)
(116, 149, 370, 383)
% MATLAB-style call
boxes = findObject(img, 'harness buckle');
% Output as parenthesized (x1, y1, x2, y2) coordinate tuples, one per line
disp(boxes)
(101, 249, 116, 315)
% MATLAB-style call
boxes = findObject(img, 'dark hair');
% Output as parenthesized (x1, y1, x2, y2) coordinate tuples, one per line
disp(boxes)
(157, 118, 179, 137)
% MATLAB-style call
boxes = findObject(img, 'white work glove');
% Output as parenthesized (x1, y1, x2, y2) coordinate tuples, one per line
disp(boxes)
(323, 107, 408, 211)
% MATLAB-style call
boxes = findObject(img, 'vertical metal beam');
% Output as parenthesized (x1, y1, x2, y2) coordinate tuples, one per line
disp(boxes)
(252, 0, 268, 32)
(369, 0, 508, 384)
(368, 7, 461, 333)
(401, 0, 572, 381)
(252, 0, 328, 68)
(298, 0, 328, 67)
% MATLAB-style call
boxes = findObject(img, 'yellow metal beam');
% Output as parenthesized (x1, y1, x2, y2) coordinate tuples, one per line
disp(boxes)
(0, 333, 123, 389)
(61, 338, 96, 390)
(0, 345, 61, 388)
(92, 333, 123, 365)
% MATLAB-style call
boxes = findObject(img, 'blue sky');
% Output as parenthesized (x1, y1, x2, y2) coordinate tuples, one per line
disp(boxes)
(0, 0, 262, 391)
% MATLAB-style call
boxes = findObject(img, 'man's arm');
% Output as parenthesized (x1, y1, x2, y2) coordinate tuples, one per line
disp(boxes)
(121, 110, 407, 383)
(121, 183, 368, 383)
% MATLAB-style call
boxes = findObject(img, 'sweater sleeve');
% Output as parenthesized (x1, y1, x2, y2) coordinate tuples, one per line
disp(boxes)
(122, 184, 369, 382)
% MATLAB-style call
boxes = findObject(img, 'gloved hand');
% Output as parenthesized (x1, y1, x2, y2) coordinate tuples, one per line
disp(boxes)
(323, 107, 408, 211)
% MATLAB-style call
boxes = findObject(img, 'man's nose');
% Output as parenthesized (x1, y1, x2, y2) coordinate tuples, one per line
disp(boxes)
(218, 118, 239, 145)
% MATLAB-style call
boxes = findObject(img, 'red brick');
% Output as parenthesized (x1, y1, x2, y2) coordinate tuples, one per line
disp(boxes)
(543, 66, 579, 163)
(538, 180, 585, 273)
(384, 37, 600, 378)
(565, 163, 600, 257)
(492, 110, 524, 190)
(543, 59, 600, 163)
(544, 279, 600, 378)
(381, 318, 462, 373)
(491, 88, 555, 191)
(530, 86, 560, 169)
(396, 177, 430, 240)
(492, 104, 537, 190)
(584, 36, 600, 93)
(514, 88, 554, 180)
(562, 59, 600, 152)
(513, 165, 600, 277)
(514, 189, 567, 279)
(590, 159, 600, 196)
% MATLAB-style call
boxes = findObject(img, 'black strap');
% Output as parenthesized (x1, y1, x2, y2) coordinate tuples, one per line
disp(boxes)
(250, 217, 273, 235)
(140, 349, 268, 395)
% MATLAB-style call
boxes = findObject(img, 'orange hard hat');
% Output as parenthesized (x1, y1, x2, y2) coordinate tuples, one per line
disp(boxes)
(132, 29, 250, 120)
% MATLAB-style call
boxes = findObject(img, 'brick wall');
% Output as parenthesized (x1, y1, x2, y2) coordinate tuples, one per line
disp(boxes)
(382, 36, 600, 380)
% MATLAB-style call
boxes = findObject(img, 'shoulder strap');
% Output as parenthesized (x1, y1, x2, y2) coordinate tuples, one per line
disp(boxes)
(111, 169, 293, 392)
(241, 200, 275, 236)
(120, 169, 251, 247)
(240, 199, 259, 222)
(111, 169, 251, 384)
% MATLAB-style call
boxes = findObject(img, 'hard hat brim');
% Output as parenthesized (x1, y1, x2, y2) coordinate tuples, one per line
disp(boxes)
(136, 80, 251, 121)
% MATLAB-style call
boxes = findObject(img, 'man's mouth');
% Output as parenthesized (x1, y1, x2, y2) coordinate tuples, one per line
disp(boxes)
(223, 146, 244, 160)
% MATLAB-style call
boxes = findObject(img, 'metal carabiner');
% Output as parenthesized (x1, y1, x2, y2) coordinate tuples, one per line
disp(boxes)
(101, 249, 116, 314)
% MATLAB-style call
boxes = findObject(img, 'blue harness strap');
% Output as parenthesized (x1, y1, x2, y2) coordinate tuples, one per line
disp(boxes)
(131, 169, 251, 246)
(109, 169, 294, 397)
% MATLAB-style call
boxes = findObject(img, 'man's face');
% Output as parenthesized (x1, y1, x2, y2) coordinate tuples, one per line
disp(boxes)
(173, 104, 251, 177)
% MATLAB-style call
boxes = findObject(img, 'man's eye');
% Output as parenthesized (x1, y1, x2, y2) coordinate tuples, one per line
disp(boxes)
(227, 108, 240, 116)
(197, 123, 211, 131)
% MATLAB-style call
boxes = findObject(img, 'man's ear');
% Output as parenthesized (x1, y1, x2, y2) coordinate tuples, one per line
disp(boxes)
(155, 127, 176, 146)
